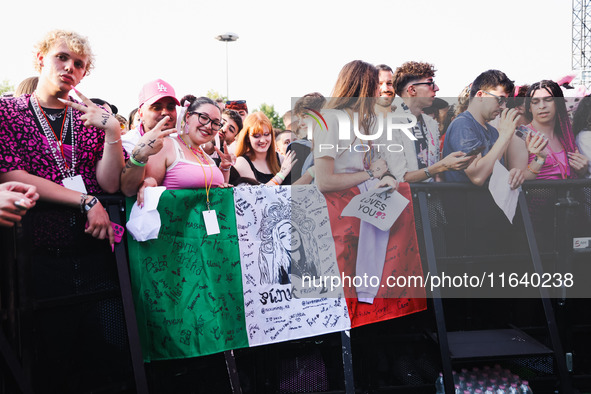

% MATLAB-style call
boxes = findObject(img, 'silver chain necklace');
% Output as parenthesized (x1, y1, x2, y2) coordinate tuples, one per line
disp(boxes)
(45, 109, 66, 122)
(31, 94, 77, 179)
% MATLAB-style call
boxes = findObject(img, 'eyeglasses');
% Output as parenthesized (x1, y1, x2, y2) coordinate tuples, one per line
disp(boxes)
(189, 112, 224, 131)
(412, 81, 436, 89)
(481, 90, 508, 106)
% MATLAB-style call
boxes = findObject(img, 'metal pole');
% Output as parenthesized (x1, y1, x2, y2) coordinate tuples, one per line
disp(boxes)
(226, 41, 229, 99)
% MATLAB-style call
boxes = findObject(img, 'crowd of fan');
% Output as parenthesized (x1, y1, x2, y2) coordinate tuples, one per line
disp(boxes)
(1, 29, 590, 238)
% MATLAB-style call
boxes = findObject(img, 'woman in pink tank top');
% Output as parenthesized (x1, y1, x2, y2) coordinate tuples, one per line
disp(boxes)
(135, 96, 234, 205)
(507, 80, 589, 180)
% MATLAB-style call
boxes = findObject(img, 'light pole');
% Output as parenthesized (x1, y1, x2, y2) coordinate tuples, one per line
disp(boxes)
(215, 32, 239, 100)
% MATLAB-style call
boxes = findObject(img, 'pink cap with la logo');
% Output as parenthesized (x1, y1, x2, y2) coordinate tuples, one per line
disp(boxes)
(138, 79, 180, 108)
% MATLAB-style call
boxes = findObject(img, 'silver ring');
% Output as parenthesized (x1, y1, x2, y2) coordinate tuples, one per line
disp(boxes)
(14, 199, 27, 210)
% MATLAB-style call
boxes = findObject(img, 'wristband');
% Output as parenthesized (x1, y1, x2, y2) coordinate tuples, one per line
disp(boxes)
(105, 138, 121, 145)
(80, 193, 88, 213)
(424, 168, 432, 179)
(366, 169, 374, 179)
(527, 164, 540, 175)
(380, 171, 396, 181)
(220, 166, 231, 172)
(83, 196, 99, 213)
(129, 155, 147, 167)
(534, 156, 545, 165)
(276, 172, 286, 181)
(307, 167, 315, 179)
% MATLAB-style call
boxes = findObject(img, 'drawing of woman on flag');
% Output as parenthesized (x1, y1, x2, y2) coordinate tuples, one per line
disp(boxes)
(258, 202, 321, 285)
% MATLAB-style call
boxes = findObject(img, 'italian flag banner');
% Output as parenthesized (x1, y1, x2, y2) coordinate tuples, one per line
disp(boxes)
(126, 188, 248, 361)
(127, 185, 425, 361)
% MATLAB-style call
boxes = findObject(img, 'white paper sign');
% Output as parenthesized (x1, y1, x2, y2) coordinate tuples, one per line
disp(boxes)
(489, 160, 520, 224)
(341, 186, 409, 231)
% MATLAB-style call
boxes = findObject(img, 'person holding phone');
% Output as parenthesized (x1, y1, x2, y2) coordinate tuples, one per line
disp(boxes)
(507, 80, 589, 180)
(379, 61, 476, 183)
(443, 69, 525, 189)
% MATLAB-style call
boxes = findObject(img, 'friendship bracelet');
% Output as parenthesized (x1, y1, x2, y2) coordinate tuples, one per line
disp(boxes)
(527, 164, 540, 175)
(276, 172, 286, 181)
(380, 171, 396, 181)
(80, 193, 89, 213)
(105, 138, 121, 145)
(129, 156, 147, 167)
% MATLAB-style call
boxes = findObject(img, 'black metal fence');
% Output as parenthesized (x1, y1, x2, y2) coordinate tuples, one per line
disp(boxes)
(1, 179, 590, 394)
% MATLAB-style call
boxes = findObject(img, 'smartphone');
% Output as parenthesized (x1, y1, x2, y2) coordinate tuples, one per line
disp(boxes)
(111, 222, 125, 243)
(465, 146, 485, 156)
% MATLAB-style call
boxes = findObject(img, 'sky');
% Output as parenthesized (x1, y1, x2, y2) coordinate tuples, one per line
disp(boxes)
(1, 0, 573, 120)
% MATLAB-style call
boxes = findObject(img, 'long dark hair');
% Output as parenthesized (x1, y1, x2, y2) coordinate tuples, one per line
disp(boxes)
(525, 80, 577, 155)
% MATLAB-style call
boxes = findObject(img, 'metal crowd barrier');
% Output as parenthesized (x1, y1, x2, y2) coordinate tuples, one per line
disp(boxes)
(1, 179, 590, 393)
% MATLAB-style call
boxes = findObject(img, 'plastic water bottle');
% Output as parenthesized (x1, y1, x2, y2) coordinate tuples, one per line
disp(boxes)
(435, 372, 445, 394)
(507, 383, 518, 394)
(455, 384, 462, 394)
(496, 384, 506, 394)
(485, 387, 495, 394)
(519, 380, 533, 394)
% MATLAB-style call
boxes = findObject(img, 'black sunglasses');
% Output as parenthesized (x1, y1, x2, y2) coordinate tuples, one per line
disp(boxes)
(411, 81, 436, 89)
(481, 90, 508, 106)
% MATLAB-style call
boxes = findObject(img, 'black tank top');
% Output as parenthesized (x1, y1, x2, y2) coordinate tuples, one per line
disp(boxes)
(242, 154, 291, 184)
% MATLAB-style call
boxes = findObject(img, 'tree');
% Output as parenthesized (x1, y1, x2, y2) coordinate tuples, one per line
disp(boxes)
(255, 103, 285, 129)
(206, 90, 227, 102)
(0, 79, 14, 96)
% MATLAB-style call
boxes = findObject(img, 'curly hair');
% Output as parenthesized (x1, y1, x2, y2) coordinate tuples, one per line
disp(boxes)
(392, 61, 436, 96)
(455, 84, 472, 117)
(34, 29, 95, 74)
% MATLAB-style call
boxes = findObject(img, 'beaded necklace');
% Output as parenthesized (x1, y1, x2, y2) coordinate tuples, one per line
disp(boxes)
(31, 94, 77, 178)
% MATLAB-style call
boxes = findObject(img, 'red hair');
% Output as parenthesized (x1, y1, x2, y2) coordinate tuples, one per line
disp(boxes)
(234, 112, 280, 173)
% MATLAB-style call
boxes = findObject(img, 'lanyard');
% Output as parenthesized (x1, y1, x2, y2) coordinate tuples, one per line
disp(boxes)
(178, 135, 214, 209)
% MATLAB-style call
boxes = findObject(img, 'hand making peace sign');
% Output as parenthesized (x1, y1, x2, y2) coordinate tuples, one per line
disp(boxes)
(58, 86, 120, 133)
